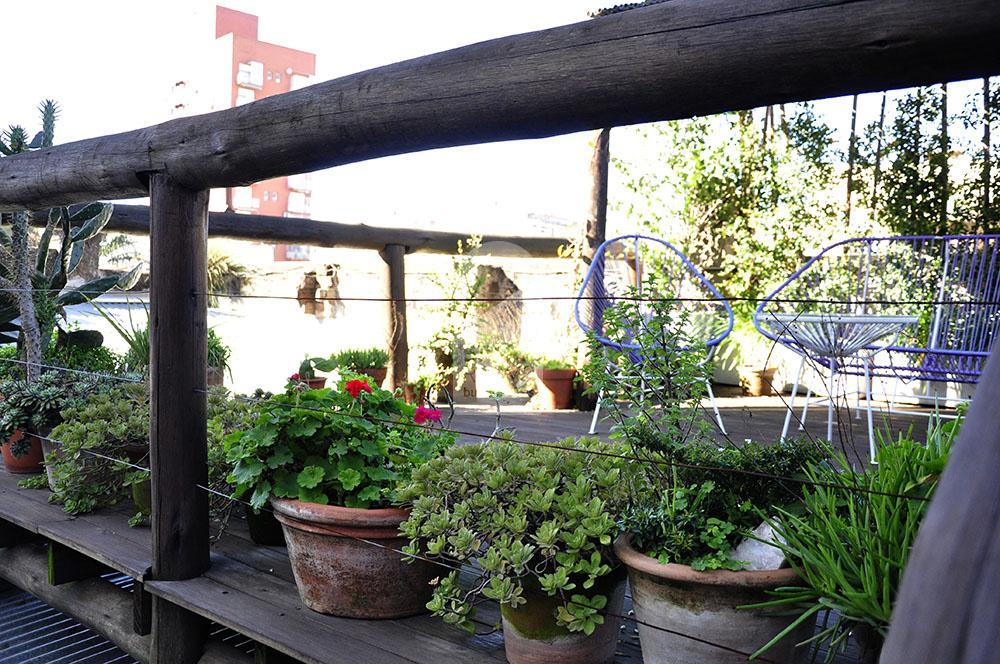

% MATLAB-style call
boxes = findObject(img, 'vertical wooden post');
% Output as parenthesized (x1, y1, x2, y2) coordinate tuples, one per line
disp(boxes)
(583, 128, 611, 333)
(382, 244, 408, 391)
(149, 174, 210, 664)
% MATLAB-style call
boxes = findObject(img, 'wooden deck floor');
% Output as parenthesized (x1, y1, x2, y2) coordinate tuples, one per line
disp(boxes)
(0, 397, 943, 663)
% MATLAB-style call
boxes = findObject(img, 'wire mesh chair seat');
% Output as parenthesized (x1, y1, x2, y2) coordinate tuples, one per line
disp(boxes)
(575, 234, 734, 435)
(755, 235, 1000, 459)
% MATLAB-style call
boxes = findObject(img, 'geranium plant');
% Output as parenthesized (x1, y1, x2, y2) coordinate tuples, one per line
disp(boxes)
(397, 437, 639, 635)
(226, 378, 455, 510)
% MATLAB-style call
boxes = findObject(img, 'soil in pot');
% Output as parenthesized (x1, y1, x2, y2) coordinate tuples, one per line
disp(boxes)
(502, 571, 626, 664)
(534, 368, 577, 410)
(615, 535, 810, 664)
(245, 503, 286, 546)
(271, 498, 436, 618)
(2, 430, 45, 474)
(358, 367, 388, 388)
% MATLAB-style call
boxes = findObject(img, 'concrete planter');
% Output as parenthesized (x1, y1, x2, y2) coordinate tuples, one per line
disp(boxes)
(271, 498, 435, 618)
(501, 572, 626, 664)
(615, 535, 806, 664)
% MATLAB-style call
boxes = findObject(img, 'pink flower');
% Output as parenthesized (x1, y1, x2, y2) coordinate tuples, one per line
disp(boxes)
(414, 406, 443, 425)
(345, 379, 372, 398)
(289, 373, 301, 381)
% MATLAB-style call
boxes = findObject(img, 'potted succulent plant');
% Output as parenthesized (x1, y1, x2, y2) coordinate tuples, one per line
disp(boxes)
(292, 356, 337, 389)
(534, 359, 577, 410)
(330, 347, 390, 387)
(397, 437, 638, 664)
(0, 373, 100, 474)
(226, 378, 455, 617)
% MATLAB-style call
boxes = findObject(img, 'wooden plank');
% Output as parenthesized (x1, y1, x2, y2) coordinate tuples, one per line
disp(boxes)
(3, 0, 999, 210)
(135, 578, 153, 636)
(149, 175, 210, 664)
(89, 206, 566, 257)
(881, 348, 1000, 663)
(383, 244, 408, 390)
(48, 540, 114, 585)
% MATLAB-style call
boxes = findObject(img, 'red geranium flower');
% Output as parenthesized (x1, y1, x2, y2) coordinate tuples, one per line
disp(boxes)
(289, 373, 301, 381)
(414, 406, 443, 425)
(345, 379, 372, 398)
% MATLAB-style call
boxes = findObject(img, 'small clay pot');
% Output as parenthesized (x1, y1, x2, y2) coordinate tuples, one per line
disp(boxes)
(245, 503, 286, 546)
(306, 377, 327, 389)
(534, 368, 577, 410)
(403, 384, 428, 406)
(741, 367, 778, 397)
(502, 572, 626, 664)
(132, 478, 152, 516)
(2, 430, 45, 474)
(358, 367, 388, 388)
(207, 366, 225, 387)
(615, 535, 808, 664)
(271, 499, 435, 618)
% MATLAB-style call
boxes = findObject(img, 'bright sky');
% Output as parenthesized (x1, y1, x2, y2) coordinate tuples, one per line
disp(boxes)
(3, 1, 983, 237)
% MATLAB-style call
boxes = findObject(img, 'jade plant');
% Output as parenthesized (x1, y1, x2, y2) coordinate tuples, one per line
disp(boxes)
(225, 377, 455, 510)
(397, 437, 639, 635)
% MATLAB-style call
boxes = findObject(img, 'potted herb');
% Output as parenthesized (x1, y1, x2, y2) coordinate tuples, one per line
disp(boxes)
(534, 359, 577, 410)
(225, 378, 455, 617)
(330, 347, 390, 387)
(207, 328, 232, 387)
(582, 273, 825, 662)
(744, 420, 956, 664)
(292, 356, 337, 389)
(0, 373, 100, 474)
(398, 437, 637, 664)
(403, 374, 435, 405)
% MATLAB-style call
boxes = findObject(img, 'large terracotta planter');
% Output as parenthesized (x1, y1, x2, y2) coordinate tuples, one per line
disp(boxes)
(271, 499, 435, 618)
(534, 368, 577, 410)
(358, 367, 388, 388)
(502, 572, 626, 664)
(615, 535, 807, 663)
(2, 430, 44, 474)
(740, 367, 777, 397)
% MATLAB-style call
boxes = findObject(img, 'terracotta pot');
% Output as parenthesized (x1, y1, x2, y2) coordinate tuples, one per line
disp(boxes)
(132, 478, 151, 516)
(534, 368, 577, 410)
(741, 367, 777, 397)
(2, 430, 45, 474)
(502, 572, 626, 664)
(615, 535, 808, 664)
(271, 499, 435, 618)
(306, 377, 327, 389)
(245, 503, 286, 546)
(207, 366, 225, 387)
(403, 384, 428, 406)
(358, 367, 388, 388)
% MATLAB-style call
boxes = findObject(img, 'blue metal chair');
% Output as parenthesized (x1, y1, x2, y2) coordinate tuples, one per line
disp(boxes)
(755, 235, 1000, 458)
(575, 234, 734, 434)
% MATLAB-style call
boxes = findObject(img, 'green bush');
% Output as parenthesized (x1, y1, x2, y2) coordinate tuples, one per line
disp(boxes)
(397, 437, 639, 635)
(329, 347, 390, 370)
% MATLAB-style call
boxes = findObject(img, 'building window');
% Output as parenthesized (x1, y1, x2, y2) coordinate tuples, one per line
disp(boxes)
(236, 60, 264, 88)
(290, 74, 313, 91)
(262, 191, 270, 202)
(267, 71, 273, 80)
(236, 87, 256, 106)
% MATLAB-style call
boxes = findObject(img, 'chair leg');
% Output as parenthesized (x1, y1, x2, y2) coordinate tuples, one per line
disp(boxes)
(865, 360, 877, 464)
(855, 373, 864, 420)
(706, 381, 725, 435)
(826, 367, 837, 443)
(781, 354, 806, 442)
(799, 363, 814, 432)
(588, 388, 603, 435)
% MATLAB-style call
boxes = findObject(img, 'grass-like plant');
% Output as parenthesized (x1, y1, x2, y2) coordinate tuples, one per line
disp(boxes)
(744, 418, 958, 661)
(329, 347, 390, 370)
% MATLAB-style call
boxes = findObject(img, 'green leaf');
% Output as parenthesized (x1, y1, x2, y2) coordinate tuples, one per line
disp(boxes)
(265, 446, 293, 469)
(272, 469, 299, 498)
(117, 263, 143, 290)
(56, 274, 121, 306)
(230, 458, 264, 485)
(69, 203, 113, 242)
(297, 466, 325, 489)
(249, 481, 272, 510)
(356, 484, 381, 502)
(338, 468, 363, 491)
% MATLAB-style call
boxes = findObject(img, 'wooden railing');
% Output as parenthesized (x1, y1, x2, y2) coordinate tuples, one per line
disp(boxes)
(0, 1, 998, 662)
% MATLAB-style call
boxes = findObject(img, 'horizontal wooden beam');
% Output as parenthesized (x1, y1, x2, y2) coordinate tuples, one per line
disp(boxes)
(3, 0, 999, 210)
(106, 206, 567, 256)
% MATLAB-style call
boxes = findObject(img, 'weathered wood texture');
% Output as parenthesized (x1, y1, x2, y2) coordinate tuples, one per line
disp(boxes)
(3, 0, 999, 210)
(149, 175, 210, 664)
(881, 349, 1000, 663)
(585, 128, 610, 262)
(47, 540, 113, 585)
(97, 205, 567, 256)
(382, 244, 408, 390)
